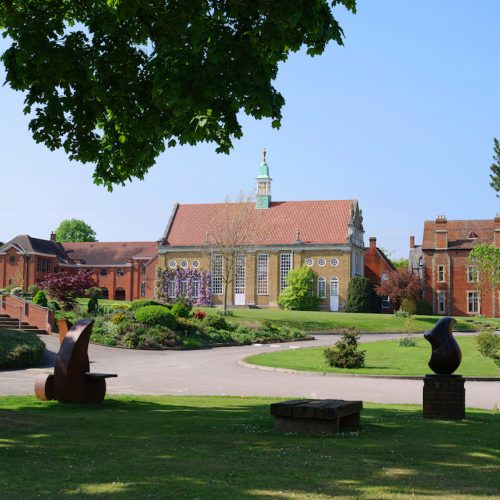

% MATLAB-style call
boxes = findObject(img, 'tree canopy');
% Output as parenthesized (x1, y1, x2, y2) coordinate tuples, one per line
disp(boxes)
(55, 218, 97, 242)
(375, 269, 423, 311)
(490, 138, 500, 196)
(0, 1, 356, 190)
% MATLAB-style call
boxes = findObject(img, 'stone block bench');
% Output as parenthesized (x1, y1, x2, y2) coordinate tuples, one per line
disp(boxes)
(270, 399, 363, 434)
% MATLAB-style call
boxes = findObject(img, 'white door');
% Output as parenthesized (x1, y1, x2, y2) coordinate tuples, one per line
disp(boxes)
(330, 277, 339, 312)
(234, 254, 246, 305)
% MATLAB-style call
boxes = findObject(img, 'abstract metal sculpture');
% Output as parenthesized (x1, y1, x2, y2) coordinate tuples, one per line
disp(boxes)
(35, 319, 117, 403)
(424, 316, 462, 374)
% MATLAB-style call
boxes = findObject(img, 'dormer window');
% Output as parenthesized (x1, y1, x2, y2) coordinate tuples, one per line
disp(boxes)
(469, 232, 478, 239)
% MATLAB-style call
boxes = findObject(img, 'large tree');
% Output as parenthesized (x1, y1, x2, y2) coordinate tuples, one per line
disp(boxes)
(490, 138, 500, 196)
(0, 1, 356, 190)
(55, 218, 97, 242)
(375, 269, 423, 311)
(40, 269, 97, 309)
(467, 243, 500, 315)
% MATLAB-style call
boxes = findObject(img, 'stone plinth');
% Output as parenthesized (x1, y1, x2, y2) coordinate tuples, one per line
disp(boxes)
(423, 375, 465, 420)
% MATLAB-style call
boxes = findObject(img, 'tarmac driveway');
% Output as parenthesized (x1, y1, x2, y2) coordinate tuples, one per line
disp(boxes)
(0, 333, 498, 410)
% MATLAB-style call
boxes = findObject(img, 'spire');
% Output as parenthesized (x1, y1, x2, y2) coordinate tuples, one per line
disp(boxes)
(256, 149, 272, 209)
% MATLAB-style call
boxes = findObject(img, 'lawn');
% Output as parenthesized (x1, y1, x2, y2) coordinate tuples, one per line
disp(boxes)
(245, 337, 500, 377)
(0, 396, 498, 499)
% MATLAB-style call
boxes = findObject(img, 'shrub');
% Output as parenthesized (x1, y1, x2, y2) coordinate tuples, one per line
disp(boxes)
(86, 287, 103, 299)
(32, 290, 48, 307)
(112, 313, 127, 325)
(0, 330, 45, 369)
(394, 309, 410, 318)
(323, 330, 365, 368)
(87, 295, 99, 314)
(277, 266, 319, 311)
(175, 317, 199, 336)
(172, 302, 190, 319)
(28, 284, 41, 295)
(475, 325, 499, 364)
(10, 287, 23, 297)
(400, 298, 417, 315)
(203, 314, 229, 331)
(129, 299, 166, 311)
(416, 300, 433, 315)
(192, 309, 206, 320)
(47, 300, 60, 311)
(399, 334, 417, 347)
(111, 303, 131, 311)
(134, 305, 176, 329)
(216, 308, 234, 317)
(345, 276, 377, 313)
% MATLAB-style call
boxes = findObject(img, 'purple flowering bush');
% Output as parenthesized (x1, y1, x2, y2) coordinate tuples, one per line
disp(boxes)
(156, 267, 212, 306)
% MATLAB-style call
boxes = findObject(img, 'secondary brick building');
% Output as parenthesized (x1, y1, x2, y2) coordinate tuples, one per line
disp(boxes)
(0, 235, 157, 301)
(410, 215, 500, 317)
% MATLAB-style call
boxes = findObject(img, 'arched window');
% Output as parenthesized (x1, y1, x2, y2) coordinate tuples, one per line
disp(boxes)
(317, 276, 326, 299)
(191, 278, 199, 298)
(115, 287, 126, 301)
(100, 287, 109, 299)
(330, 277, 339, 296)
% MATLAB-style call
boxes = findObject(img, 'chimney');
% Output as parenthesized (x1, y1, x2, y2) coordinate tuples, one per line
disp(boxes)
(435, 215, 448, 249)
(369, 237, 377, 250)
(50, 231, 56, 243)
(410, 236, 415, 249)
(495, 214, 500, 247)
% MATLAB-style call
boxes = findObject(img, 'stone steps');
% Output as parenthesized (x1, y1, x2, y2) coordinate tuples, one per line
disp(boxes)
(0, 314, 48, 335)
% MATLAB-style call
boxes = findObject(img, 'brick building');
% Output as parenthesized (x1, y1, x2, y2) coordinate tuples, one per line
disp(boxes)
(364, 237, 396, 312)
(0, 235, 157, 301)
(410, 215, 500, 317)
(157, 154, 367, 311)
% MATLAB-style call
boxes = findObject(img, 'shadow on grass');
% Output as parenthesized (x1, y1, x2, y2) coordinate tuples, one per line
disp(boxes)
(0, 397, 499, 498)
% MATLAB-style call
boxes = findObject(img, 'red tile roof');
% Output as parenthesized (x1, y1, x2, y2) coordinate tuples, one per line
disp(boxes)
(62, 242, 157, 266)
(164, 200, 355, 247)
(422, 220, 495, 250)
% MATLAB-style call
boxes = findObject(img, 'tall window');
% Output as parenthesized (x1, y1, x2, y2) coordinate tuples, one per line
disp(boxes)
(257, 254, 269, 295)
(192, 278, 199, 298)
(179, 279, 188, 296)
(330, 276, 339, 296)
(467, 292, 479, 313)
(167, 279, 176, 299)
(437, 291, 446, 314)
(37, 258, 51, 273)
(354, 253, 363, 276)
(438, 266, 445, 282)
(467, 266, 478, 283)
(381, 296, 390, 309)
(211, 254, 223, 295)
(234, 254, 246, 295)
(280, 253, 292, 292)
(317, 276, 326, 299)
(140, 282, 146, 298)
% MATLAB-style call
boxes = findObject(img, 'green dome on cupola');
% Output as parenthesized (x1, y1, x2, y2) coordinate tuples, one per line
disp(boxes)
(257, 152, 270, 179)
(255, 149, 272, 209)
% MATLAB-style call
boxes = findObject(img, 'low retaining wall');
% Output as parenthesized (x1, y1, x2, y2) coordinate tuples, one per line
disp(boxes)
(0, 294, 54, 333)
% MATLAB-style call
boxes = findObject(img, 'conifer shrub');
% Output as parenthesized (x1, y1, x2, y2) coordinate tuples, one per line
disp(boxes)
(134, 305, 176, 329)
(345, 276, 377, 313)
(32, 290, 48, 307)
(87, 295, 99, 314)
(323, 330, 366, 368)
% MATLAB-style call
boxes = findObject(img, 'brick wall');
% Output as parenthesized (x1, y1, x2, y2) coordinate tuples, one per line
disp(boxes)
(1, 294, 54, 332)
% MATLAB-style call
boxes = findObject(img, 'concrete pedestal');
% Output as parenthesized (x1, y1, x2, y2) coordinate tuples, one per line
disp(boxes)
(423, 374, 465, 420)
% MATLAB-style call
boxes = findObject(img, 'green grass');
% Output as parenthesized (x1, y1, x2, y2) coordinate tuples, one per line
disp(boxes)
(0, 396, 498, 498)
(200, 308, 500, 333)
(245, 337, 500, 377)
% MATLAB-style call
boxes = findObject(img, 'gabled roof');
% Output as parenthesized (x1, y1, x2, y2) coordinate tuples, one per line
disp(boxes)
(163, 200, 357, 247)
(376, 247, 396, 271)
(422, 219, 495, 250)
(62, 242, 157, 266)
(0, 235, 68, 260)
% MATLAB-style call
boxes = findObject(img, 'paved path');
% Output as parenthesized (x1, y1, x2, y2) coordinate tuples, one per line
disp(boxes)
(1, 333, 499, 410)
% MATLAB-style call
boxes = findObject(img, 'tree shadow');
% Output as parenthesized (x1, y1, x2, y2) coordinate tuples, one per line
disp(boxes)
(0, 397, 498, 498)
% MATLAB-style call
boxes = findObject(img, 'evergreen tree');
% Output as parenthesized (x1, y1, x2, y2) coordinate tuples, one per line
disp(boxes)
(490, 138, 500, 196)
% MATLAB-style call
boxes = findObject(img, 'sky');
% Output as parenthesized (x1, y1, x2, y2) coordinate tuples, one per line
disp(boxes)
(0, 1, 499, 259)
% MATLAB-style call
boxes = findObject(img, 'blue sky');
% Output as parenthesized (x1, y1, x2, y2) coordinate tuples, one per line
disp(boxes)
(0, 1, 498, 258)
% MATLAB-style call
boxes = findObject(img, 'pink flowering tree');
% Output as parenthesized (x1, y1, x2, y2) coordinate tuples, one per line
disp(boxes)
(40, 270, 97, 310)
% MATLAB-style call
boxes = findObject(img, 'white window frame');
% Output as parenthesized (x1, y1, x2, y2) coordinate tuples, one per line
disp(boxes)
(467, 291, 479, 313)
(257, 254, 269, 295)
(437, 291, 446, 314)
(438, 266, 445, 283)
(330, 276, 339, 296)
(317, 276, 326, 299)
(280, 253, 293, 292)
(381, 296, 390, 309)
(191, 277, 199, 298)
(467, 266, 478, 283)
(211, 253, 223, 295)
(179, 279, 188, 296)
(167, 279, 176, 299)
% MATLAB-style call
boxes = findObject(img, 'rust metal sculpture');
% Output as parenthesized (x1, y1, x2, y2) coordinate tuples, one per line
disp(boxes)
(57, 318, 73, 345)
(35, 319, 117, 403)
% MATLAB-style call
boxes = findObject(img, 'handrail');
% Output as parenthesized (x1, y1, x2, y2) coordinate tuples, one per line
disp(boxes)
(1, 300, 23, 330)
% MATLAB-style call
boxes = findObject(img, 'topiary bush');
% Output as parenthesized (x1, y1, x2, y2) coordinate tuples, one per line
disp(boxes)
(0, 329, 45, 369)
(400, 298, 417, 315)
(323, 330, 365, 368)
(129, 299, 166, 311)
(416, 300, 433, 315)
(32, 290, 48, 307)
(134, 305, 176, 329)
(345, 276, 376, 313)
